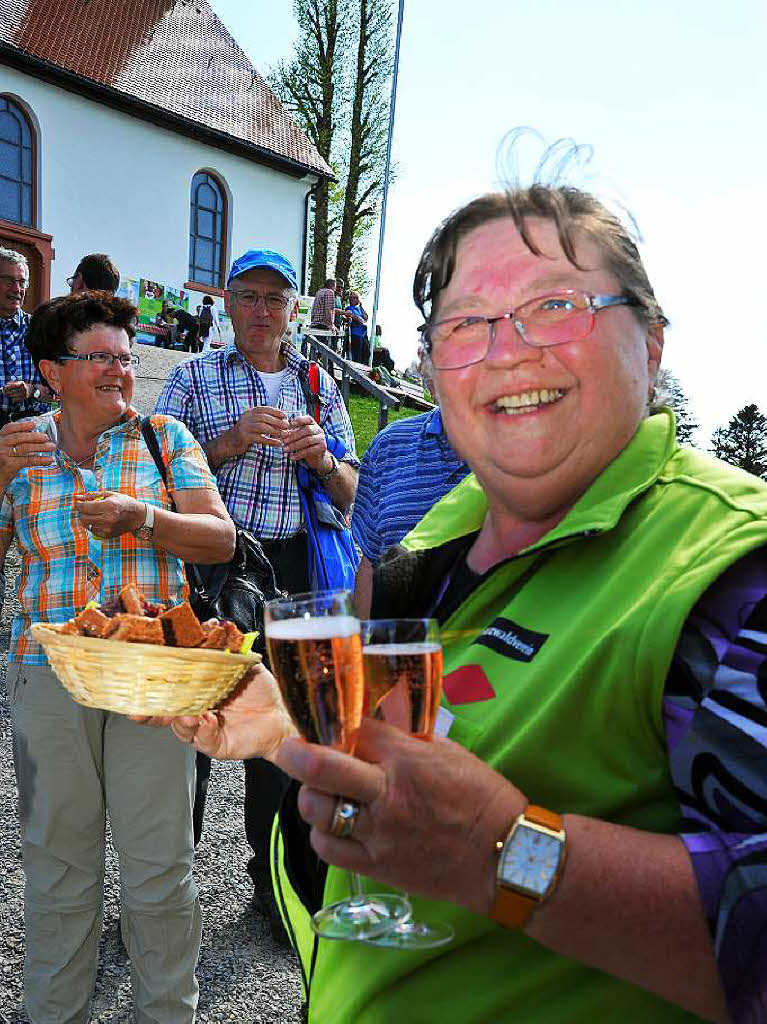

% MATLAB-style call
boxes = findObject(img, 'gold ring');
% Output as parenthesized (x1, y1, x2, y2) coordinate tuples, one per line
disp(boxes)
(11, 445, 17, 456)
(329, 797, 360, 839)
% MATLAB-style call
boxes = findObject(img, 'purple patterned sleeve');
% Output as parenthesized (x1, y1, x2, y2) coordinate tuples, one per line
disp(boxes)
(664, 546, 767, 1023)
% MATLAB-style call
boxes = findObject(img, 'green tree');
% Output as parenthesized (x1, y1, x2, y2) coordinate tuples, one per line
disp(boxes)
(710, 404, 767, 479)
(270, 1, 393, 293)
(656, 369, 699, 446)
(334, 0, 393, 289)
(270, 1, 350, 295)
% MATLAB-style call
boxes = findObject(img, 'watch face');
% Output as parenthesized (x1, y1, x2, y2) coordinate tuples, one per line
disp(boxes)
(501, 823, 562, 897)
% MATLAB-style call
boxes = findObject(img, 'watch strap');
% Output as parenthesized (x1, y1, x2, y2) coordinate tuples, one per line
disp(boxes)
(491, 805, 565, 930)
(524, 805, 563, 832)
(317, 452, 339, 481)
(134, 502, 155, 538)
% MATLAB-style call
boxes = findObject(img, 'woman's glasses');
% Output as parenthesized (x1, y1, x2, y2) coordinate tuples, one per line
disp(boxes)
(58, 351, 139, 369)
(420, 289, 640, 369)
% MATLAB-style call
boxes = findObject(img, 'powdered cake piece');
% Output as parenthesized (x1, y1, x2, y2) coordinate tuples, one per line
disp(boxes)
(118, 585, 144, 616)
(106, 614, 165, 645)
(199, 624, 229, 650)
(198, 620, 245, 653)
(221, 621, 245, 653)
(74, 607, 112, 638)
(160, 602, 205, 648)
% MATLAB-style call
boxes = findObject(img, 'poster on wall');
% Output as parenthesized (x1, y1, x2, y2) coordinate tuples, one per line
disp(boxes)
(116, 277, 140, 307)
(137, 280, 190, 325)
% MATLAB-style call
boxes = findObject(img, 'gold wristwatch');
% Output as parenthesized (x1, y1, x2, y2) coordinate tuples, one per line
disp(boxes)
(491, 804, 566, 929)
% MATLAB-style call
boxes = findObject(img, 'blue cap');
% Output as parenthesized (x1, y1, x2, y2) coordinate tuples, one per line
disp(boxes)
(226, 249, 298, 291)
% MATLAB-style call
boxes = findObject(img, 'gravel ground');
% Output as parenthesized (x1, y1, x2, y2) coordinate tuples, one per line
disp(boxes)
(0, 346, 304, 1023)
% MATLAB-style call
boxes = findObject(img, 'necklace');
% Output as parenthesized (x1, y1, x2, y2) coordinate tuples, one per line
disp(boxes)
(58, 447, 96, 469)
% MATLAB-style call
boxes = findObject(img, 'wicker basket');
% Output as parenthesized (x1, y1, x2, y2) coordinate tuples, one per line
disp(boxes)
(31, 623, 261, 715)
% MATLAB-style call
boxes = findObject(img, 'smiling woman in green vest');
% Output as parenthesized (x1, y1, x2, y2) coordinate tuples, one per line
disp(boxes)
(170, 181, 767, 1024)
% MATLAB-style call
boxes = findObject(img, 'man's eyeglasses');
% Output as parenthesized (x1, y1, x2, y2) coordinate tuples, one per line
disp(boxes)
(0, 274, 28, 289)
(419, 290, 641, 370)
(228, 289, 290, 311)
(58, 351, 140, 369)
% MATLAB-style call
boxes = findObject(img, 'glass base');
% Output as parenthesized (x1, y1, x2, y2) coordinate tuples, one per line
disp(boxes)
(365, 918, 454, 950)
(311, 893, 411, 942)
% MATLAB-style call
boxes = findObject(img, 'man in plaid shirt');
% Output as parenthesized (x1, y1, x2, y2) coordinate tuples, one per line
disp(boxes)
(156, 248, 359, 941)
(309, 277, 338, 331)
(0, 248, 52, 428)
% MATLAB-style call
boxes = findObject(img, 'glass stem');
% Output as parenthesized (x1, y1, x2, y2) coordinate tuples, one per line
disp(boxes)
(348, 871, 365, 904)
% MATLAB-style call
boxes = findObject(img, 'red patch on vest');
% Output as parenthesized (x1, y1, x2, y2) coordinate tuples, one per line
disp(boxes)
(443, 664, 496, 704)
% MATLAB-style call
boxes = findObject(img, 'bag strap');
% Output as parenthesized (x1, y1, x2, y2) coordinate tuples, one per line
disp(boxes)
(308, 361, 321, 424)
(140, 416, 177, 512)
(140, 415, 214, 596)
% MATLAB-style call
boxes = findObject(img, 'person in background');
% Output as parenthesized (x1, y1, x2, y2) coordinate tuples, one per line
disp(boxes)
(155, 248, 358, 943)
(169, 181, 767, 1024)
(309, 278, 337, 332)
(67, 253, 120, 294)
(0, 248, 52, 431)
(0, 289, 235, 1023)
(333, 277, 345, 327)
(372, 324, 395, 372)
(352, 401, 469, 616)
(198, 294, 222, 354)
(155, 300, 178, 348)
(167, 306, 201, 353)
(344, 290, 369, 363)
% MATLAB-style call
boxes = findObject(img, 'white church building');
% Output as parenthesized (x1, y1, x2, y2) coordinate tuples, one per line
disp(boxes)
(0, 0, 331, 319)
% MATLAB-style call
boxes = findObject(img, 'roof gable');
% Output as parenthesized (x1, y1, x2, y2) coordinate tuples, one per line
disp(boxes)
(0, 0, 332, 178)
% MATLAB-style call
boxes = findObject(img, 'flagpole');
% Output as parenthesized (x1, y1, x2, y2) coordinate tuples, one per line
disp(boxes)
(368, 0, 405, 365)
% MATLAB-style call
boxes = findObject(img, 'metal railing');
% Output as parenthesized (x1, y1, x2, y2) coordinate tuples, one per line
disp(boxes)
(300, 332, 401, 432)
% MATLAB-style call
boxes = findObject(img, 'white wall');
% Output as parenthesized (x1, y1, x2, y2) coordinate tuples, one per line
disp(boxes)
(0, 65, 315, 297)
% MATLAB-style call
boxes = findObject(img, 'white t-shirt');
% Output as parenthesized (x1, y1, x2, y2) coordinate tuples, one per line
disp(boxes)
(257, 369, 290, 407)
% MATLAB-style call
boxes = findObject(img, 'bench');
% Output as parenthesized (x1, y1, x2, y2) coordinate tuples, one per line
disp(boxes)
(136, 322, 167, 338)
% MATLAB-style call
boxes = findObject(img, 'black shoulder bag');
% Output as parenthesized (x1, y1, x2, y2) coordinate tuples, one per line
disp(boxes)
(140, 417, 285, 655)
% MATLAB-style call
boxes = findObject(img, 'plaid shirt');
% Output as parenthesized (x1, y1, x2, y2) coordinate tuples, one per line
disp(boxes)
(309, 287, 336, 330)
(0, 309, 52, 417)
(0, 409, 217, 663)
(155, 342, 358, 539)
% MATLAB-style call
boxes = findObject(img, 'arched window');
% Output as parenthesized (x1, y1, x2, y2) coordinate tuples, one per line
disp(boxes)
(0, 95, 51, 307)
(189, 171, 226, 288)
(0, 96, 34, 227)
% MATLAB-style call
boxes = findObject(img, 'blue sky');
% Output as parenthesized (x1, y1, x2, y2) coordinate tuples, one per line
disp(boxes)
(212, 0, 767, 443)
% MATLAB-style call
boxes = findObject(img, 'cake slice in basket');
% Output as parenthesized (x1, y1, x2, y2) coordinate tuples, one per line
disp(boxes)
(106, 614, 165, 644)
(160, 603, 205, 647)
(74, 607, 112, 638)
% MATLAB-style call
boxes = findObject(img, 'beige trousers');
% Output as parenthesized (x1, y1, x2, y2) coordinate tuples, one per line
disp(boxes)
(6, 662, 201, 1024)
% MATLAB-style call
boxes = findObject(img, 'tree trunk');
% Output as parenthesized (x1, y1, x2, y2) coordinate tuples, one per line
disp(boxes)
(311, 181, 331, 294)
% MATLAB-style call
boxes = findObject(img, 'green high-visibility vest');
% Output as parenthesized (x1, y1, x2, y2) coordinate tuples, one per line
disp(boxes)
(274, 411, 767, 1023)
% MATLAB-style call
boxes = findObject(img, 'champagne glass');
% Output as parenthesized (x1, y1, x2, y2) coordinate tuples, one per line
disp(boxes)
(360, 618, 454, 949)
(264, 590, 410, 941)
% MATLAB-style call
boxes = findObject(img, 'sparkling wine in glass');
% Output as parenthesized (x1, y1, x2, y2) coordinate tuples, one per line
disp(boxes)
(361, 618, 454, 950)
(265, 590, 410, 941)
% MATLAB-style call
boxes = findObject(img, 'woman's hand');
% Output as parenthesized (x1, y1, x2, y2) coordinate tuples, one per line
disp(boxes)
(164, 665, 297, 762)
(276, 718, 524, 914)
(74, 490, 144, 538)
(0, 421, 57, 489)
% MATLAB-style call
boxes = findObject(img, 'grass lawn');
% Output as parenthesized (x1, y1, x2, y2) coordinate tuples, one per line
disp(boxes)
(348, 394, 423, 457)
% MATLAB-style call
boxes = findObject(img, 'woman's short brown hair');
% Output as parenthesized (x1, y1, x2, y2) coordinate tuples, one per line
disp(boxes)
(25, 290, 138, 371)
(413, 186, 668, 329)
